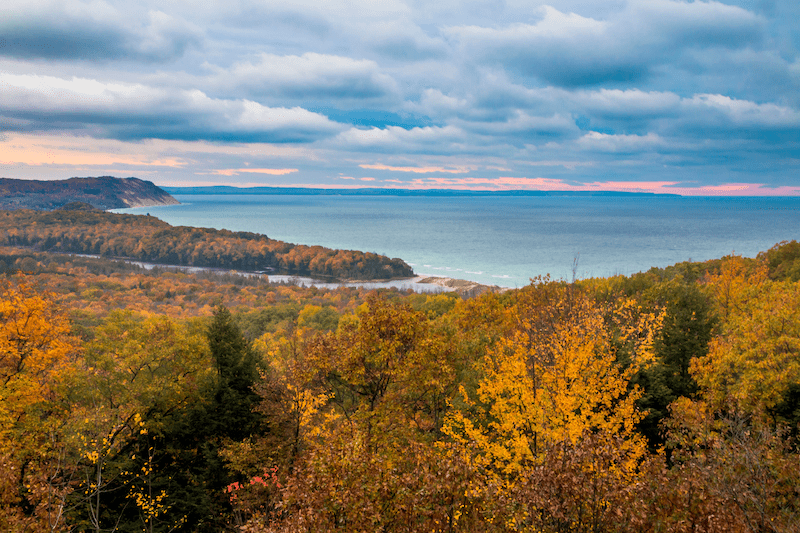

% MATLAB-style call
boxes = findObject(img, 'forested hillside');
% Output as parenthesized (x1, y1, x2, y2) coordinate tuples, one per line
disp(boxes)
(0, 208, 414, 280)
(2, 241, 800, 532)
(0, 176, 179, 210)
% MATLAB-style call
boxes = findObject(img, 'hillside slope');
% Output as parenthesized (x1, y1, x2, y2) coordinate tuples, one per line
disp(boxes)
(0, 176, 179, 210)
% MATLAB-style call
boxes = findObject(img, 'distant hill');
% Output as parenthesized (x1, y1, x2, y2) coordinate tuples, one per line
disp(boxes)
(0, 176, 179, 210)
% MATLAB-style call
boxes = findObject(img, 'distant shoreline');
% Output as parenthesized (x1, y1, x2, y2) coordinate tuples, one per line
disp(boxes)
(163, 185, 679, 198)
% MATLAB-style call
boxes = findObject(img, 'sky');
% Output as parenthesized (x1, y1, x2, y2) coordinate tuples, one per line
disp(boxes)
(1, 0, 799, 194)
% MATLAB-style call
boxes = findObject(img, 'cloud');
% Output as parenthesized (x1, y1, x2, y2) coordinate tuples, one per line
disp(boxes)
(445, 1, 763, 87)
(213, 168, 299, 176)
(212, 52, 399, 101)
(676, 183, 800, 196)
(684, 94, 800, 128)
(334, 125, 466, 153)
(575, 132, 666, 153)
(0, 73, 345, 142)
(191, 0, 447, 64)
(455, 111, 579, 141)
(525, 160, 594, 170)
(1, 0, 798, 192)
(611, 181, 800, 196)
(0, 1, 202, 61)
(390, 176, 800, 196)
(366, 21, 448, 61)
(574, 89, 682, 119)
(0, 133, 188, 168)
(359, 163, 471, 174)
(396, 176, 593, 190)
(416, 89, 468, 117)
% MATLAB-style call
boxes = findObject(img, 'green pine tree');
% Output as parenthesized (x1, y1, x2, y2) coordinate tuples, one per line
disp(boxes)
(635, 279, 716, 449)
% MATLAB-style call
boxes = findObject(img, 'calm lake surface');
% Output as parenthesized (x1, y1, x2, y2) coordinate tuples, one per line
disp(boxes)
(118, 194, 800, 288)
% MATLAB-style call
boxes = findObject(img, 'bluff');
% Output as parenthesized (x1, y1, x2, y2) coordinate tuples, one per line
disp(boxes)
(0, 176, 179, 210)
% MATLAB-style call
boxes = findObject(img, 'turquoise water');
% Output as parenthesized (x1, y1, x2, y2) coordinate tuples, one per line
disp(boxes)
(118, 194, 800, 288)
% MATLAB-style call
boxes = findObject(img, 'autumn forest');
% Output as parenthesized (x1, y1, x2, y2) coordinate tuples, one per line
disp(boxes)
(2, 223, 800, 532)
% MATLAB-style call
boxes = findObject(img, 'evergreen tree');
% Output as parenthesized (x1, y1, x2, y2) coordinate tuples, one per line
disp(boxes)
(635, 279, 715, 449)
(117, 306, 265, 532)
(206, 305, 262, 441)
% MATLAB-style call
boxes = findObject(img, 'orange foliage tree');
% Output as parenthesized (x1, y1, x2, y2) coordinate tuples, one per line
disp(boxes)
(0, 276, 77, 531)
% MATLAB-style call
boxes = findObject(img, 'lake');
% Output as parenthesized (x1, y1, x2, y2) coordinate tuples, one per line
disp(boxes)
(117, 194, 800, 288)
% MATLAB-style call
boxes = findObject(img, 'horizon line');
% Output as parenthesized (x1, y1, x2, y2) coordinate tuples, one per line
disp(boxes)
(7, 176, 800, 197)
(161, 184, 800, 198)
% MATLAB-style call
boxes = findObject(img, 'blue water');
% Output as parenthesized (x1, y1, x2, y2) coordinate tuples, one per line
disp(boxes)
(118, 195, 800, 288)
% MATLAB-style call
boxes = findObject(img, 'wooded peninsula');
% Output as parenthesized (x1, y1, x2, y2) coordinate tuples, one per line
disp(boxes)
(2, 232, 800, 532)
(0, 207, 414, 280)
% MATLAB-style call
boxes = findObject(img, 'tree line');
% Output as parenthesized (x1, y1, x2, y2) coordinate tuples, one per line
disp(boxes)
(0, 209, 413, 280)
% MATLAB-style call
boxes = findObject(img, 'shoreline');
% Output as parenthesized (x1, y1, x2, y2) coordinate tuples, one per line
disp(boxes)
(130, 261, 506, 296)
(414, 276, 508, 295)
(37, 250, 503, 296)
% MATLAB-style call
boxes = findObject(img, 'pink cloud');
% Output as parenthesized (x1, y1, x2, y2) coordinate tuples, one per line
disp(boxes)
(213, 168, 298, 176)
(360, 163, 472, 174)
(0, 134, 188, 168)
(581, 180, 800, 196)
(403, 177, 572, 190)
(163, 180, 295, 187)
(258, 183, 382, 189)
(153, 178, 800, 196)
(661, 183, 800, 196)
(394, 176, 800, 196)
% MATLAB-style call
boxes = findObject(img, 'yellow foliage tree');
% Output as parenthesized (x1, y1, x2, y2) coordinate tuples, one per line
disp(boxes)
(694, 255, 800, 415)
(446, 283, 659, 480)
(66, 311, 211, 533)
(245, 324, 331, 468)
